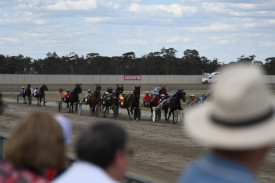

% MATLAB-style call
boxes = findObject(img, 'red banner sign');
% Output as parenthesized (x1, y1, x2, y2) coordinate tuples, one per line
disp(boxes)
(59, 88, 64, 93)
(124, 75, 141, 80)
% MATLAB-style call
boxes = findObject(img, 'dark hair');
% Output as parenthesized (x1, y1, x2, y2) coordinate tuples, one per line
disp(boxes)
(76, 122, 127, 169)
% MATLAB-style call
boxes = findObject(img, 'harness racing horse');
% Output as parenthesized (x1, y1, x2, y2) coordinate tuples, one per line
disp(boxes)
(88, 84, 102, 117)
(111, 84, 124, 119)
(165, 90, 186, 123)
(35, 85, 48, 106)
(123, 86, 141, 120)
(17, 84, 32, 105)
(99, 93, 113, 117)
(66, 84, 82, 113)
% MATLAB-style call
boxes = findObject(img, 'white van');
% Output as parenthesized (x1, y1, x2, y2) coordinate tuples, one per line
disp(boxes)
(201, 72, 220, 84)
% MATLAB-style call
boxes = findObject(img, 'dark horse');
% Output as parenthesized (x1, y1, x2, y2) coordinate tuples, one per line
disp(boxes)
(163, 90, 186, 123)
(88, 84, 101, 116)
(23, 84, 32, 105)
(66, 84, 82, 113)
(35, 84, 48, 106)
(111, 84, 124, 119)
(123, 86, 141, 120)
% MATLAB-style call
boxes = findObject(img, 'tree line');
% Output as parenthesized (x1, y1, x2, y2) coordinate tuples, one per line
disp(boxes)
(1, 48, 275, 75)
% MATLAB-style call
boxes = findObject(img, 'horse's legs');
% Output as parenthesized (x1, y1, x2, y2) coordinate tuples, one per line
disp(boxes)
(168, 108, 173, 120)
(127, 108, 132, 120)
(164, 108, 168, 120)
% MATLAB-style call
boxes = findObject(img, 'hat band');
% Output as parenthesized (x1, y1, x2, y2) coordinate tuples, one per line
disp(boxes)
(211, 108, 274, 128)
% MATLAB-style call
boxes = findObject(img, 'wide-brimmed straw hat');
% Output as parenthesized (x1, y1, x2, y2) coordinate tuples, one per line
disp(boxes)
(185, 64, 275, 150)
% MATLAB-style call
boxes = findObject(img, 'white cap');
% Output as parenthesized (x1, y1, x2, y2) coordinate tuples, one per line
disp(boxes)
(54, 114, 72, 145)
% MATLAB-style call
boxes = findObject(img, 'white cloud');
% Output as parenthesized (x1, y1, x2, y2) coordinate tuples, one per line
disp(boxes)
(167, 36, 191, 43)
(128, 3, 197, 17)
(117, 39, 147, 45)
(84, 17, 111, 22)
(186, 23, 235, 32)
(218, 40, 229, 44)
(260, 41, 275, 47)
(23, 32, 43, 38)
(244, 22, 256, 28)
(47, 0, 97, 10)
(0, 37, 19, 43)
(228, 3, 257, 10)
(100, 1, 121, 9)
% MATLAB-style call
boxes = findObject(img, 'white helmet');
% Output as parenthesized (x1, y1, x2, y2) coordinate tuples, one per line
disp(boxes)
(160, 94, 165, 97)
(88, 89, 91, 92)
(105, 92, 109, 95)
(190, 94, 195, 97)
(21, 86, 25, 88)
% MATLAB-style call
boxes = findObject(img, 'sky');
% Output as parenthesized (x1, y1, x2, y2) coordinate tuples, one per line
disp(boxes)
(0, 0, 275, 63)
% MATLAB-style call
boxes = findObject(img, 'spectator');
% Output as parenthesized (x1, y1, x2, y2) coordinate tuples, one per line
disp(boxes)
(143, 91, 152, 107)
(177, 64, 275, 183)
(0, 112, 67, 183)
(53, 122, 132, 183)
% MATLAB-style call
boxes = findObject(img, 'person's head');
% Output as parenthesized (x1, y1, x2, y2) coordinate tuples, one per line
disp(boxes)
(160, 94, 165, 98)
(185, 64, 275, 156)
(122, 92, 126, 96)
(21, 86, 24, 89)
(76, 122, 130, 180)
(190, 94, 195, 99)
(66, 89, 70, 93)
(5, 112, 65, 171)
(145, 91, 149, 95)
(88, 89, 91, 93)
(105, 91, 109, 95)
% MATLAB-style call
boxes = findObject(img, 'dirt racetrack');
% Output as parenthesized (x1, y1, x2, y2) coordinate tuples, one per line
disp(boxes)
(1, 100, 275, 183)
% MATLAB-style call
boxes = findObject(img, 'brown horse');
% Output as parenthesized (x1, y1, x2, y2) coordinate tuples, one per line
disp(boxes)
(122, 86, 141, 120)
(88, 84, 101, 116)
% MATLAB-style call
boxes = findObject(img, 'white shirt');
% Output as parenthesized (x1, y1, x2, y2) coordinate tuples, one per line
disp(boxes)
(53, 161, 120, 183)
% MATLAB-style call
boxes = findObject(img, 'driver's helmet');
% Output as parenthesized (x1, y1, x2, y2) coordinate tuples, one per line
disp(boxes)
(21, 86, 24, 89)
(66, 89, 70, 92)
(122, 92, 126, 95)
(88, 89, 91, 92)
(145, 91, 149, 94)
(190, 94, 195, 98)
(105, 92, 109, 95)
(160, 94, 165, 97)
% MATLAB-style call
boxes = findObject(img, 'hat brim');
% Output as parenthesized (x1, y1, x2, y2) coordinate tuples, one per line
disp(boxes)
(184, 103, 275, 150)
